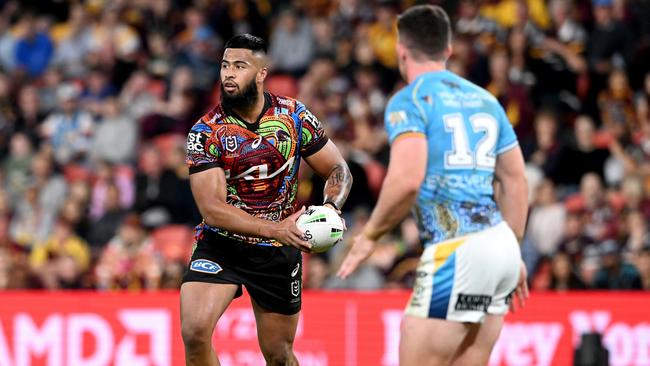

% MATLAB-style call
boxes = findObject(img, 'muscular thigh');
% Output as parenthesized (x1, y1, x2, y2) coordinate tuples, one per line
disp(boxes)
(400, 315, 470, 366)
(251, 299, 299, 354)
(180, 282, 239, 338)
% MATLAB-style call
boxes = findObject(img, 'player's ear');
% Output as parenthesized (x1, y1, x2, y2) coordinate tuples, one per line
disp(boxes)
(396, 41, 408, 63)
(257, 67, 268, 83)
(444, 44, 453, 60)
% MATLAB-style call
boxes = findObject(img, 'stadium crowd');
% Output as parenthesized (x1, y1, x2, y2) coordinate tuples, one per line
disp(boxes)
(0, 0, 649, 292)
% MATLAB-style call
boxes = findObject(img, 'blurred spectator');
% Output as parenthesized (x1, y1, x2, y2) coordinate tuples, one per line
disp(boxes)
(51, 4, 91, 78)
(14, 85, 46, 147)
(29, 153, 67, 213)
(88, 183, 127, 250)
(134, 145, 176, 228)
(487, 50, 535, 140)
(118, 70, 159, 121)
(593, 239, 642, 289)
(269, 8, 314, 76)
(522, 110, 562, 171)
(565, 173, 619, 241)
(14, 14, 54, 78)
(367, 3, 398, 70)
(526, 179, 566, 258)
(87, 6, 140, 60)
(3, 133, 34, 202)
(40, 83, 94, 165)
(587, 0, 633, 88)
(635, 242, 650, 290)
(90, 97, 137, 164)
(29, 217, 90, 289)
(557, 211, 596, 265)
(455, 0, 504, 54)
(95, 214, 162, 290)
(549, 250, 587, 290)
(549, 116, 610, 187)
(599, 69, 636, 134)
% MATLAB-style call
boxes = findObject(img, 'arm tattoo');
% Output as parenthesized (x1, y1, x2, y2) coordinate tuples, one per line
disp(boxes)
(323, 163, 353, 210)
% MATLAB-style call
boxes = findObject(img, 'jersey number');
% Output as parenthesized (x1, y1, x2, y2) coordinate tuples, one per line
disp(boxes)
(443, 113, 498, 170)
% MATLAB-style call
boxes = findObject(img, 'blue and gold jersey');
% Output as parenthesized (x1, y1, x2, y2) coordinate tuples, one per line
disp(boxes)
(385, 70, 518, 247)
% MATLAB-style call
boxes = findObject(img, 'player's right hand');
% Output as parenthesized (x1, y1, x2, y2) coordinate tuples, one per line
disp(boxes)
(270, 206, 313, 252)
(509, 260, 529, 313)
(336, 233, 377, 279)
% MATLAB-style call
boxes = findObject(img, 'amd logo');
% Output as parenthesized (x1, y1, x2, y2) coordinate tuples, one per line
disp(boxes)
(0, 309, 171, 366)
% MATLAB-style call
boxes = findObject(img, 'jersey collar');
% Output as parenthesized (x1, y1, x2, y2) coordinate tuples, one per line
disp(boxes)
(222, 92, 272, 131)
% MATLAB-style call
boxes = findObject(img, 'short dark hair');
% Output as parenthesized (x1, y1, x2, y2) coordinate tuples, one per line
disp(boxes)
(224, 34, 267, 53)
(397, 5, 451, 61)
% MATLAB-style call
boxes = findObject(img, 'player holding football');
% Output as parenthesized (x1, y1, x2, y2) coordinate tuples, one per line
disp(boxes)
(181, 34, 352, 366)
(338, 5, 529, 365)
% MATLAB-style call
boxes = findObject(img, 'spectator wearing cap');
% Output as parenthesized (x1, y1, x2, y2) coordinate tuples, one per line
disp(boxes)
(593, 239, 642, 289)
(40, 83, 94, 165)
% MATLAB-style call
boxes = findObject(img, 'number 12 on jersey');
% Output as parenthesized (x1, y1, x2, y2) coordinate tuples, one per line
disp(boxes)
(443, 113, 498, 170)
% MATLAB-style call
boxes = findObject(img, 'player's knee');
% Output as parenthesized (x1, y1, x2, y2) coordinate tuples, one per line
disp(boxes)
(181, 318, 212, 350)
(262, 341, 295, 366)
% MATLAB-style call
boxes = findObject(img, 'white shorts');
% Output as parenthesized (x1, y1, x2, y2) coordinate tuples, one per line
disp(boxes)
(405, 221, 521, 323)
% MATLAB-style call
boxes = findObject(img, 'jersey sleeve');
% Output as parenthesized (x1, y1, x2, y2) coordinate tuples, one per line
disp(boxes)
(186, 121, 221, 174)
(384, 91, 427, 144)
(297, 101, 329, 157)
(495, 104, 519, 155)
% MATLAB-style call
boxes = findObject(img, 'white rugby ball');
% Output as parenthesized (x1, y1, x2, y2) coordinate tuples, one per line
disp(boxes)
(296, 205, 344, 253)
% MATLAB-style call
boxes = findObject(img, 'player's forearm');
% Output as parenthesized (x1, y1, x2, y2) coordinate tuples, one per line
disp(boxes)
(323, 163, 353, 210)
(363, 174, 419, 241)
(200, 202, 277, 239)
(496, 177, 529, 241)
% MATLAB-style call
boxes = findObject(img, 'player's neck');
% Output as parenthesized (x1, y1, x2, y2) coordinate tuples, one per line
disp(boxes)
(230, 92, 266, 124)
(406, 61, 447, 84)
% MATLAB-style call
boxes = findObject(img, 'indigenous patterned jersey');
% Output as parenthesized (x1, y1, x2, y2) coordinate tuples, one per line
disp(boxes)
(186, 92, 328, 246)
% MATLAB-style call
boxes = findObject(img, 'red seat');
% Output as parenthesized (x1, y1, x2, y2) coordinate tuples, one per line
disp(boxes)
(63, 164, 92, 183)
(151, 225, 194, 263)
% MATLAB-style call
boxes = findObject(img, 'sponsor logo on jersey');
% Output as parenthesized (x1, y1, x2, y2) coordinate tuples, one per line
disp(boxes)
(190, 259, 222, 274)
(301, 110, 321, 129)
(251, 136, 263, 149)
(388, 111, 407, 126)
(454, 293, 492, 312)
(224, 136, 238, 152)
(291, 280, 300, 296)
(278, 98, 295, 108)
(291, 263, 300, 277)
(187, 132, 204, 152)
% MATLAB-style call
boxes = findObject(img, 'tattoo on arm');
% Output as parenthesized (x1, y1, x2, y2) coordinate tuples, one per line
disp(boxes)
(323, 163, 353, 210)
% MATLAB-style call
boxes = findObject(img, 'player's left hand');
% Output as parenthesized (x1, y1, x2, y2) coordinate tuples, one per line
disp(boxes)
(336, 233, 376, 279)
(322, 203, 347, 230)
(509, 260, 529, 313)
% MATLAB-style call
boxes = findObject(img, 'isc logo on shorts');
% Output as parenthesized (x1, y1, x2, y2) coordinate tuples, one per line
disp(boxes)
(190, 259, 223, 274)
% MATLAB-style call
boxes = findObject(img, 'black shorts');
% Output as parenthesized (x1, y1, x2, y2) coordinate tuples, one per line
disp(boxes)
(182, 230, 302, 315)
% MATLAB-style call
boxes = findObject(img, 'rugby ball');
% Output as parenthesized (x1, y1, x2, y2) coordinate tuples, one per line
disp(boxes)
(296, 205, 345, 253)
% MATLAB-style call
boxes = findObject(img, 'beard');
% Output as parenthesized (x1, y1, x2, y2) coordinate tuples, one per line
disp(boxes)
(220, 78, 259, 110)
